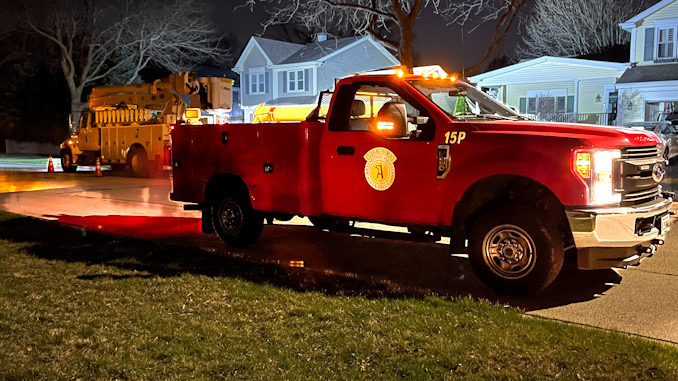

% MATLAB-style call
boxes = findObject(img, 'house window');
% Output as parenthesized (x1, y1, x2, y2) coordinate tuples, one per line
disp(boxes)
(658, 27, 675, 59)
(523, 89, 572, 115)
(249, 69, 265, 94)
(288, 69, 305, 92)
(527, 98, 537, 114)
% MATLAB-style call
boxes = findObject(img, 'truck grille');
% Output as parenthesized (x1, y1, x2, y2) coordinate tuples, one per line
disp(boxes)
(621, 145, 660, 160)
(619, 145, 662, 206)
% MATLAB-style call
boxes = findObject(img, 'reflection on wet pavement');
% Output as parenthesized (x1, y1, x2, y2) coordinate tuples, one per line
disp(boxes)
(50, 214, 202, 239)
(0, 172, 77, 193)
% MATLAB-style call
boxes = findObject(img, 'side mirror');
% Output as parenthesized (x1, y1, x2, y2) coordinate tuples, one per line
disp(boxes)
(408, 116, 429, 125)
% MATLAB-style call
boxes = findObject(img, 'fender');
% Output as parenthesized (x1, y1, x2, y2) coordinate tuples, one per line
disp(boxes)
(440, 136, 588, 226)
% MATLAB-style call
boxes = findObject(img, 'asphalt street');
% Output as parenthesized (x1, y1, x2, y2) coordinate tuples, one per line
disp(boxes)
(1, 156, 678, 344)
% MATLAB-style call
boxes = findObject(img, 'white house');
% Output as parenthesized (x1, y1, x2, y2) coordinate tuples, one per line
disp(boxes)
(468, 56, 628, 125)
(618, 0, 678, 123)
(233, 35, 399, 122)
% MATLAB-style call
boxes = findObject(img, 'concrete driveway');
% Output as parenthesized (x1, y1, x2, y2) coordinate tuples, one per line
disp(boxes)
(1, 158, 677, 344)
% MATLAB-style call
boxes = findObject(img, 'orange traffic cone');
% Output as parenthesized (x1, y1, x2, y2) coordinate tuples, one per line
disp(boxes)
(47, 155, 54, 173)
(95, 157, 103, 177)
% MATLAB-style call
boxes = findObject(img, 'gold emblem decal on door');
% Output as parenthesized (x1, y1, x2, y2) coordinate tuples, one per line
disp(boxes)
(364, 147, 397, 191)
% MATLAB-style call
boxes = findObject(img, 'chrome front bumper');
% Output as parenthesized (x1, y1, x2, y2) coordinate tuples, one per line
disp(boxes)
(566, 198, 672, 270)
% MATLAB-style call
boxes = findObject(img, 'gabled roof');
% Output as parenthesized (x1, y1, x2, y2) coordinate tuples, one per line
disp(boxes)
(280, 37, 361, 64)
(252, 37, 304, 64)
(468, 56, 628, 82)
(234, 35, 398, 72)
(620, 0, 675, 31)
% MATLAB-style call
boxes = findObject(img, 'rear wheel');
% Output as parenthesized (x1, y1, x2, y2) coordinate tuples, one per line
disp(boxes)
(468, 205, 564, 294)
(211, 193, 263, 247)
(60, 149, 77, 173)
(129, 149, 150, 177)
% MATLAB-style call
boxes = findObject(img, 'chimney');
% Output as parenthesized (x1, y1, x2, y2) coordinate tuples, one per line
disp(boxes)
(316, 33, 327, 42)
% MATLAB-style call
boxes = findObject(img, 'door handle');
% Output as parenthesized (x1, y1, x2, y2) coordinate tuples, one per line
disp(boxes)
(337, 146, 355, 155)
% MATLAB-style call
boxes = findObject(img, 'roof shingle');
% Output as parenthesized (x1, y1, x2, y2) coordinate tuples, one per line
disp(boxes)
(252, 36, 363, 65)
(617, 63, 678, 84)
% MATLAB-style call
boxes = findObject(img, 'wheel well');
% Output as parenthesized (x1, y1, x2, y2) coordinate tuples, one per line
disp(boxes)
(126, 143, 146, 164)
(450, 175, 571, 253)
(204, 173, 249, 204)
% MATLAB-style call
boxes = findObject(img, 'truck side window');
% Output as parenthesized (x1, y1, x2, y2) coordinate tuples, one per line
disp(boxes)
(79, 113, 90, 130)
(350, 84, 434, 141)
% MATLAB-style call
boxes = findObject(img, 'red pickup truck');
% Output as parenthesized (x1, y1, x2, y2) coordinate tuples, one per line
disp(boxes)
(170, 72, 672, 294)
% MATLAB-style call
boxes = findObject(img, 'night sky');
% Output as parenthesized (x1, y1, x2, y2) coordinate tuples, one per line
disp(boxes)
(213, 1, 529, 74)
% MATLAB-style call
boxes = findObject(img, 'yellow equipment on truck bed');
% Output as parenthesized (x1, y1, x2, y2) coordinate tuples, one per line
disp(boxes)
(60, 72, 232, 176)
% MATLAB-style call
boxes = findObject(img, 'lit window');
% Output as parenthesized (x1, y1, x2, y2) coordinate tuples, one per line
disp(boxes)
(288, 70, 305, 92)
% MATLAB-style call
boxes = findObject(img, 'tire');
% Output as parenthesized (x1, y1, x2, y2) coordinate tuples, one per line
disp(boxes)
(309, 216, 350, 231)
(468, 205, 564, 295)
(129, 149, 150, 177)
(211, 193, 263, 247)
(60, 149, 77, 173)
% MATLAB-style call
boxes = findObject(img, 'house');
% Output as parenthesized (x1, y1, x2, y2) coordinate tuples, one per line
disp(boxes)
(618, 0, 678, 123)
(232, 35, 400, 122)
(468, 57, 628, 125)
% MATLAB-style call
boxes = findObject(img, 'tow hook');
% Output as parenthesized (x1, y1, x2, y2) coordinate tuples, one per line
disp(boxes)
(670, 211, 677, 216)
(652, 239, 665, 246)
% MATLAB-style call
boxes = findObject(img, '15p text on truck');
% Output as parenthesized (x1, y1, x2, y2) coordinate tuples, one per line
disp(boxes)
(170, 71, 673, 294)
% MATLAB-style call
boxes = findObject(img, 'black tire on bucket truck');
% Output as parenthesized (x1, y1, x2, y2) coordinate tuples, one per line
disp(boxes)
(60, 149, 77, 173)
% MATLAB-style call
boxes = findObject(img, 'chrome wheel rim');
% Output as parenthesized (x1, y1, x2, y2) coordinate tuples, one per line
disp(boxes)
(218, 200, 243, 235)
(482, 224, 536, 279)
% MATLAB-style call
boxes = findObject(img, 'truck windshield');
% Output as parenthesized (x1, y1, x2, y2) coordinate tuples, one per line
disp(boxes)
(408, 80, 524, 121)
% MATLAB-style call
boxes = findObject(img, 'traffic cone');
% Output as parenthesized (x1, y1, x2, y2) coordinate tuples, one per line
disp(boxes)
(47, 155, 54, 173)
(95, 157, 103, 177)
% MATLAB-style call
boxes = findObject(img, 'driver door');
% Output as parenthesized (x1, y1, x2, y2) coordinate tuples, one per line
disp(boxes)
(319, 82, 438, 225)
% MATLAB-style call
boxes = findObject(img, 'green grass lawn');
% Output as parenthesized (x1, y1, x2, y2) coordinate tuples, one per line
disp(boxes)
(0, 154, 51, 164)
(0, 211, 676, 380)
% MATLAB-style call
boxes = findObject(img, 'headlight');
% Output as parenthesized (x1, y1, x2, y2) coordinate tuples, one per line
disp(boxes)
(572, 148, 621, 205)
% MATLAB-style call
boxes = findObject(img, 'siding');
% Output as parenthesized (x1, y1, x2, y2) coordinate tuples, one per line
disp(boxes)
(316, 42, 396, 92)
(619, 90, 644, 123)
(633, 1, 678, 64)
(241, 47, 272, 107)
(475, 62, 623, 87)
(577, 78, 616, 114)
(506, 81, 576, 110)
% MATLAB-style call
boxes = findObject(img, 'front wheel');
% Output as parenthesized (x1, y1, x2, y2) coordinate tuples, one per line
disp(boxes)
(60, 149, 77, 173)
(468, 205, 564, 294)
(211, 194, 263, 247)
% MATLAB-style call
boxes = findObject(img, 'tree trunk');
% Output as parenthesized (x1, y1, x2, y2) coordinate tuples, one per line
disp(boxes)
(399, 20, 414, 70)
(69, 97, 87, 134)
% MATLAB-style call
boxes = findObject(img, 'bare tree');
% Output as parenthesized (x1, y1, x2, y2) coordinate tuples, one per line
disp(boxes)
(516, 0, 656, 59)
(240, 0, 527, 73)
(22, 0, 225, 131)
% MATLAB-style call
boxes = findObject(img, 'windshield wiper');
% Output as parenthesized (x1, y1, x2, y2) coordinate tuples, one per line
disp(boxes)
(478, 113, 525, 121)
(454, 113, 522, 121)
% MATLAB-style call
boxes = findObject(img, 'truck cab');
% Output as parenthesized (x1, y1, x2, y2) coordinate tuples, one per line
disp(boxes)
(170, 72, 672, 294)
